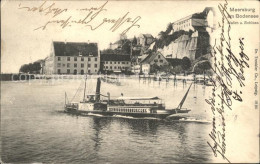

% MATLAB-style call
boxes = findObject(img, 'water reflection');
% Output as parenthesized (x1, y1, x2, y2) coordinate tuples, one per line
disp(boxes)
(91, 118, 103, 152)
(87, 116, 211, 163)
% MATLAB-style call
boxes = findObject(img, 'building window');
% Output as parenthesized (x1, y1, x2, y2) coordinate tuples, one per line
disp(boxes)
(110, 62, 112, 64)
(95, 58, 97, 61)
(62, 64, 65, 67)
(114, 66, 117, 69)
(80, 70, 84, 75)
(81, 63, 84, 68)
(126, 62, 128, 64)
(106, 61, 108, 64)
(158, 55, 160, 59)
(88, 64, 91, 67)
(118, 61, 120, 64)
(58, 57, 61, 61)
(74, 57, 77, 61)
(67, 57, 70, 61)
(81, 57, 84, 61)
(154, 59, 158, 62)
(106, 66, 108, 69)
(110, 66, 112, 69)
(88, 70, 91, 73)
(114, 62, 116, 64)
(88, 58, 91, 61)
(57, 69, 61, 74)
(67, 69, 70, 74)
(95, 70, 97, 72)
(74, 63, 77, 68)
(122, 62, 125, 64)
(160, 59, 164, 63)
(57, 63, 61, 67)
(74, 69, 77, 75)
(67, 63, 70, 67)
(94, 64, 97, 68)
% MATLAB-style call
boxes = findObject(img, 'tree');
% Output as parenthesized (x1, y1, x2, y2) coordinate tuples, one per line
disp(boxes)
(121, 39, 131, 54)
(32, 62, 41, 73)
(19, 62, 42, 73)
(182, 57, 191, 70)
(154, 30, 193, 50)
(19, 64, 29, 73)
(171, 65, 183, 74)
(159, 31, 167, 40)
(132, 36, 137, 46)
(160, 64, 172, 74)
(101, 49, 116, 54)
(193, 60, 211, 74)
(150, 63, 160, 73)
(165, 23, 173, 34)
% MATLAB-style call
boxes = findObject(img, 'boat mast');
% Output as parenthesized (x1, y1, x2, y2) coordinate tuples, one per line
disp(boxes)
(65, 92, 67, 105)
(83, 75, 87, 101)
(177, 83, 193, 109)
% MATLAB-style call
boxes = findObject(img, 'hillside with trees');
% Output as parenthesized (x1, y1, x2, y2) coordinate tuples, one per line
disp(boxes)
(19, 62, 42, 74)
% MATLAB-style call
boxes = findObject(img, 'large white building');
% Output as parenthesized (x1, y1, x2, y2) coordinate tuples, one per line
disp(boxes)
(158, 7, 215, 61)
(172, 7, 215, 33)
(43, 41, 100, 75)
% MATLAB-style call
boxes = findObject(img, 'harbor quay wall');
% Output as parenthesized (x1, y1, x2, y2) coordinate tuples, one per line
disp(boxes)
(0, 73, 208, 84)
(0, 74, 36, 81)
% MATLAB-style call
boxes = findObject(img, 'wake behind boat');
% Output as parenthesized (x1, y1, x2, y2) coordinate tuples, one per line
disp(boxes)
(64, 76, 192, 119)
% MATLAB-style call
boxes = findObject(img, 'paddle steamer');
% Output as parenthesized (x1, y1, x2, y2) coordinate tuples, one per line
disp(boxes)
(64, 77, 192, 119)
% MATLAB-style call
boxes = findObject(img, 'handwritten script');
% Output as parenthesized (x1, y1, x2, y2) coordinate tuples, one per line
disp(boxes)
(18, 1, 141, 35)
(205, 0, 249, 163)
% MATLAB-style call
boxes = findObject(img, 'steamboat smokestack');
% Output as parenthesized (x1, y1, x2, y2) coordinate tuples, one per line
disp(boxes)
(95, 77, 101, 102)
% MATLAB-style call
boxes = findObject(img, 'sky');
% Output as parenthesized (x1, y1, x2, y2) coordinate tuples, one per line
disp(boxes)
(1, 0, 259, 73)
(1, 0, 213, 73)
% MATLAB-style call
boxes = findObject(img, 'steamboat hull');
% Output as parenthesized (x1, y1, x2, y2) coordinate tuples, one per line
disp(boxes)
(64, 107, 190, 119)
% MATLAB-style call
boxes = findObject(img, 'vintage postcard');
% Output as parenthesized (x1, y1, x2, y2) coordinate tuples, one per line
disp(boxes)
(1, 0, 259, 163)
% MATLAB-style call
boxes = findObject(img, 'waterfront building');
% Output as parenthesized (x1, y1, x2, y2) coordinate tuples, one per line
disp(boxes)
(140, 52, 168, 66)
(132, 52, 168, 74)
(101, 54, 131, 73)
(43, 41, 100, 75)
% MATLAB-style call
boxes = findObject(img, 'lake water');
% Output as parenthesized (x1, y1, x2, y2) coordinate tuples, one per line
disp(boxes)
(1, 76, 214, 163)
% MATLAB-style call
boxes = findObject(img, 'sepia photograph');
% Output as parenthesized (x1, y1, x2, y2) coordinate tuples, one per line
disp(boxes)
(1, 0, 259, 163)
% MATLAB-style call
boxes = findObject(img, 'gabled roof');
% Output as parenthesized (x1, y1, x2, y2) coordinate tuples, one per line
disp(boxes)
(101, 54, 131, 62)
(140, 34, 154, 39)
(53, 41, 98, 57)
(140, 52, 165, 64)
